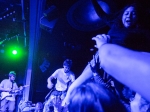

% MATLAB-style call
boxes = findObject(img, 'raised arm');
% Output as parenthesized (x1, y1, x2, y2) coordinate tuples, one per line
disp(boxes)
(62, 63, 93, 106)
(92, 35, 150, 102)
(62, 34, 110, 106)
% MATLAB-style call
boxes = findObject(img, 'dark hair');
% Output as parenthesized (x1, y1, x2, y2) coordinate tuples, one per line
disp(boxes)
(112, 3, 149, 29)
(68, 82, 127, 112)
(63, 59, 72, 68)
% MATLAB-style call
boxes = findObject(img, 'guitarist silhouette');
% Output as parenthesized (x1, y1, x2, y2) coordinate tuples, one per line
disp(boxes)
(0, 71, 25, 112)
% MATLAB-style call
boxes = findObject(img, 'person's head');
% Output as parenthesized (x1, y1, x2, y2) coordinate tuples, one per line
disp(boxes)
(9, 71, 16, 81)
(63, 59, 72, 73)
(122, 5, 138, 28)
(35, 102, 43, 110)
(113, 3, 148, 29)
(68, 82, 127, 112)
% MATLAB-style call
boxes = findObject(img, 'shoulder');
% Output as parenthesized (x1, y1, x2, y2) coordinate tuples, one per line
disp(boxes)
(1, 79, 9, 83)
(55, 68, 64, 73)
(52, 68, 63, 76)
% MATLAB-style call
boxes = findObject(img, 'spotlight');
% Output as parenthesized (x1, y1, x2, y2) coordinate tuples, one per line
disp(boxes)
(12, 50, 17, 55)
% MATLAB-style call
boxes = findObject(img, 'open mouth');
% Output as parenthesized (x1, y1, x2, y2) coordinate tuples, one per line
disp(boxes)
(126, 18, 132, 23)
(125, 19, 132, 25)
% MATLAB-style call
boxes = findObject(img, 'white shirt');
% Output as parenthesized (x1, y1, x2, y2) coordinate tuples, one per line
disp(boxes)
(51, 68, 75, 91)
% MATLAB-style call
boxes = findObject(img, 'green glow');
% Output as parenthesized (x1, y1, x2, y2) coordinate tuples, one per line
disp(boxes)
(5, 45, 24, 61)
(12, 50, 17, 55)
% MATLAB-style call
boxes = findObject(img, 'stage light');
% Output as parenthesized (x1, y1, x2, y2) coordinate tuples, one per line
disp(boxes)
(12, 50, 17, 55)
(4, 45, 24, 61)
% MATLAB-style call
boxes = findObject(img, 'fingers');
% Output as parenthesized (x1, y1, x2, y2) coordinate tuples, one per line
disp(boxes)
(95, 34, 110, 41)
(101, 34, 110, 42)
(92, 34, 110, 49)
(92, 34, 110, 40)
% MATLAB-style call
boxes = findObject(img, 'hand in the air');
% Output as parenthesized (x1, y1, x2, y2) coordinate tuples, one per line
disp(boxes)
(92, 34, 110, 49)
(89, 55, 100, 73)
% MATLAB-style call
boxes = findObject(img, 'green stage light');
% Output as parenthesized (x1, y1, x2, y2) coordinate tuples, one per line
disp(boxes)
(12, 50, 17, 55)
(5, 45, 24, 61)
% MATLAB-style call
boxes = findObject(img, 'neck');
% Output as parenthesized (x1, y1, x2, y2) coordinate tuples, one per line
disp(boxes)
(10, 79, 14, 83)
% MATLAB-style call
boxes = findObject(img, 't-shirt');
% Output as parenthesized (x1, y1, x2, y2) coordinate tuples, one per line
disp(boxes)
(51, 68, 75, 91)
(0, 79, 18, 101)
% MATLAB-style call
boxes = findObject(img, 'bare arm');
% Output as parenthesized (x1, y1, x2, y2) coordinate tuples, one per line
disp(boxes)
(98, 44, 150, 101)
(47, 76, 55, 89)
(62, 64, 93, 106)
(62, 34, 109, 105)
(92, 34, 150, 101)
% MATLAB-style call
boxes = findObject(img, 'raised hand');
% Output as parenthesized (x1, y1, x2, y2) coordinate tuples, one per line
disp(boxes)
(92, 34, 110, 49)
(89, 55, 100, 73)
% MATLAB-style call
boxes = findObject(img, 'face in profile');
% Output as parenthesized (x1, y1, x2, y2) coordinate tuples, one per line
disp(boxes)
(63, 65, 70, 73)
(122, 6, 138, 28)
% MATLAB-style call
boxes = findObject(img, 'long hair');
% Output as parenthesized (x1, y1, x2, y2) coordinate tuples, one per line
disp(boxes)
(112, 3, 149, 29)
(68, 82, 127, 112)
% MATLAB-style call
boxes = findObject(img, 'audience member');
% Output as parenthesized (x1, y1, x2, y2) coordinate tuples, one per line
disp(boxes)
(62, 2, 150, 107)
(68, 82, 128, 112)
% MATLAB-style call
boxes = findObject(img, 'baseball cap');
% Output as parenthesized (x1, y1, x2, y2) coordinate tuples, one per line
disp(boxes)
(9, 71, 16, 77)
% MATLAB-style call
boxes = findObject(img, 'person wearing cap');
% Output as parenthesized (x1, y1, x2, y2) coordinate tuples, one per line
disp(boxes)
(43, 59, 75, 112)
(0, 71, 22, 112)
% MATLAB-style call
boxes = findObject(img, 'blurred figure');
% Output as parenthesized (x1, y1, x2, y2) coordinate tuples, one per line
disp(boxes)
(0, 71, 23, 112)
(130, 93, 150, 112)
(34, 102, 43, 112)
(68, 82, 127, 112)
(43, 59, 75, 112)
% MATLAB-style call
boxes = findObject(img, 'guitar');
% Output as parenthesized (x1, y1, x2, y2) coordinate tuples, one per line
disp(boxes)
(1, 85, 29, 101)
